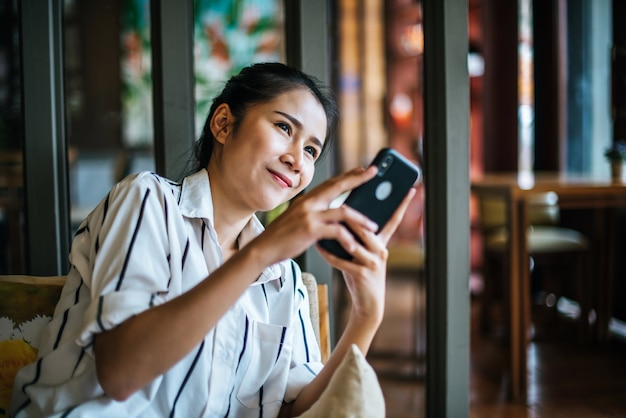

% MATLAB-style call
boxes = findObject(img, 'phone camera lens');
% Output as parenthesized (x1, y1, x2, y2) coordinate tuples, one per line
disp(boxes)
(378, 155, 393, 176)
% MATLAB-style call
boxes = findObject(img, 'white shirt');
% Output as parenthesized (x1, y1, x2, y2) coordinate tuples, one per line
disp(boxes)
(11, 169, 323, 418)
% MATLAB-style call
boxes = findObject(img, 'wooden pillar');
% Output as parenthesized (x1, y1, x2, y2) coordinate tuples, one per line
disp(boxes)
(533, 0, 565, 172)
(423, 0, 470, 415)
(482, 0, 519, 172)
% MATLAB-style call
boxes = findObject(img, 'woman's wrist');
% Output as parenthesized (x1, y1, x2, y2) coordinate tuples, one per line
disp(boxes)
(346, 308, 383, 343)
(242, 233, 285, 267)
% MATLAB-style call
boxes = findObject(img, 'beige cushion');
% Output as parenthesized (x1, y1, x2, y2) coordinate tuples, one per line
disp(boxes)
(298, 344, 385, 418)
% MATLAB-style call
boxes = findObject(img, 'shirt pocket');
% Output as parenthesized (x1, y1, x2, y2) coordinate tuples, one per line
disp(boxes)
(236, 320, 291, 408)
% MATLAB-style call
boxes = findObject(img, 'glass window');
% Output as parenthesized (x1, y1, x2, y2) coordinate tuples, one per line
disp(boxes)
(64, 0, 156, 232)
(64, 0, 285, 232)
(193, 0, 285, 133)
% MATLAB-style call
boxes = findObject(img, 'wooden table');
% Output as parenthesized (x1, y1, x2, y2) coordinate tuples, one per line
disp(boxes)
(471, 172, 626, 401)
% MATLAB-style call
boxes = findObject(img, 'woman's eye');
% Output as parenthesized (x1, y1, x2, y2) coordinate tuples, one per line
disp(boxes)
(304, 146, 319, 159)
(277, 122, 291, 135)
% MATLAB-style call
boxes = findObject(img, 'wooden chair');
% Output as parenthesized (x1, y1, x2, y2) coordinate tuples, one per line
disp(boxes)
(0, 274, 331, 354)
(477, 192, 591, 341)
(0, 274, 65, 327)
(301, 272, 331, 363)
(0, 275, 64, 415)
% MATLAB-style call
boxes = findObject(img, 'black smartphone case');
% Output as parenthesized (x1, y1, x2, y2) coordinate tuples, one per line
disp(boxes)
(318, 148, 420, 260)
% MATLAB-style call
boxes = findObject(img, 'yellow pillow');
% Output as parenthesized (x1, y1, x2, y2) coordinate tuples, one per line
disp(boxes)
(298, 344, 385, 418)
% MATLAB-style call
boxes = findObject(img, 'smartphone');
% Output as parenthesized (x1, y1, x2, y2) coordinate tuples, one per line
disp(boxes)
(318, 148, 421, 260)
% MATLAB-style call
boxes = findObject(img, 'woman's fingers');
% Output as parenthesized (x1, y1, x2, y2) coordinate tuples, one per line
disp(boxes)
(344, 223, 387, 265)
(312, 187, 417, 262)
(302, 165, 378, 208)
(262, 165, 414, 263)
(330, 205, 379, 233)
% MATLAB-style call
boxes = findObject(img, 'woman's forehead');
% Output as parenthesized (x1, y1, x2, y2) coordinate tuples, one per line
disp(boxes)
(253, 89, 327, 132)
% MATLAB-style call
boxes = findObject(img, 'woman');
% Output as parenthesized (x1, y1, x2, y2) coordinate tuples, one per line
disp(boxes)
(11, 62, 415, 417)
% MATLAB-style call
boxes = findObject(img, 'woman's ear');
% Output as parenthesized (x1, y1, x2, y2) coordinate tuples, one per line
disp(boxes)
(210, 103, 233, 144)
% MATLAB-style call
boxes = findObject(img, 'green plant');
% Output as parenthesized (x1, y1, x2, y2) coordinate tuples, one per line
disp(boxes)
(604, 140, 626, 162)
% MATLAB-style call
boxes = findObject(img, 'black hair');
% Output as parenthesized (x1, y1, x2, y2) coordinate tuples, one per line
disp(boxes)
(191, 62, 338, 174)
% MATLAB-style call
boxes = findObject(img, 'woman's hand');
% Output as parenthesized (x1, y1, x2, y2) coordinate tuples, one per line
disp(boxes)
(258, 162, 416, 328)
(318, 187, 416, 328)
(253, 166, 381, 264)
(287, 186, 416, 417)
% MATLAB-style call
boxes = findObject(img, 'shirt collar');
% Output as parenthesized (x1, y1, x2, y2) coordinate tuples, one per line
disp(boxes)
(179, 169, 215, 221)
(179, 169, 281, 284)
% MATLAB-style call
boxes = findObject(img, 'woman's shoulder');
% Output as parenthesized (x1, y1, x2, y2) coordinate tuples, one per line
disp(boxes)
(113, 171, 181, 195)
(93, 172, 184, 214)
(119, 171, 178, 186)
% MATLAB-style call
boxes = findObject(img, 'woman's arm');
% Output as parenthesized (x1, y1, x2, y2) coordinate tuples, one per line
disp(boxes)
(94, 241, 268, 400)
(95, 167, 382, 401)
(287, 187, 416, 417)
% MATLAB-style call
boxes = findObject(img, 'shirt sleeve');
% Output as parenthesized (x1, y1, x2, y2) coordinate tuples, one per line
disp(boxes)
(284, 263, 324, 402)
(74, 173, 175, 351)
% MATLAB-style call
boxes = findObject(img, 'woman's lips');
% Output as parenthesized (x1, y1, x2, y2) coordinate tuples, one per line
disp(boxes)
(268, 169, 292, 188)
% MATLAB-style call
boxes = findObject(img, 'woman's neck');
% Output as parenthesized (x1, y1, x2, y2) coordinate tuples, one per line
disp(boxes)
(206, 165, 253, 259)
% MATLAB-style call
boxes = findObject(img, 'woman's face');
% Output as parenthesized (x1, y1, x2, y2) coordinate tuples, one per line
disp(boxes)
(211, 88, 327, 212)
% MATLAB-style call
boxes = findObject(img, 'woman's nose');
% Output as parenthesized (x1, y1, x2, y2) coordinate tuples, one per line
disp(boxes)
(281, 148, 303, 172)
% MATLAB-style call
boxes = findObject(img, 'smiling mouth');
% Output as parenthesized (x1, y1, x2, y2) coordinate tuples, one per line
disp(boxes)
(269, 169, 292, 188)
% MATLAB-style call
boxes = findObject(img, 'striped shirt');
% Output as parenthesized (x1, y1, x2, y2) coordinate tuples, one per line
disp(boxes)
(11, 169, 323, 418)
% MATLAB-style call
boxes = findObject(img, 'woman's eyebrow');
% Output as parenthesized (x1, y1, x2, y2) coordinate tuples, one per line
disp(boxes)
(274, 110, 303, 129)
(274, 110, 324, 149)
